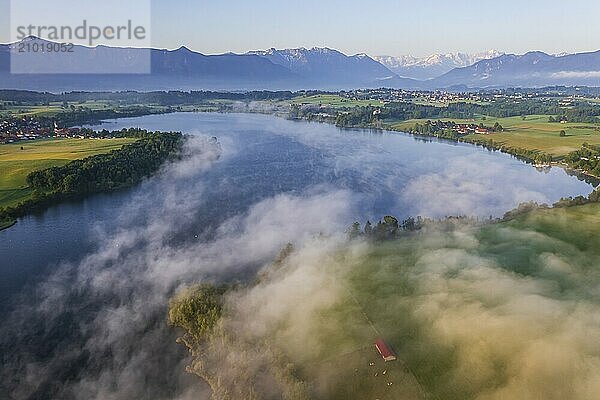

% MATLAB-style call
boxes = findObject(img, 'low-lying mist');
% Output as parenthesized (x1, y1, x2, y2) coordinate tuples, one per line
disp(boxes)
(171, 208, 600, 400)
(1, 123, 599, 400)
(0, 135, 356, 400)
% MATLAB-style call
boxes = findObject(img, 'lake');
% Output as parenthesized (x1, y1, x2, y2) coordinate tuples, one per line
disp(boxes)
(0, 112, 595, 399)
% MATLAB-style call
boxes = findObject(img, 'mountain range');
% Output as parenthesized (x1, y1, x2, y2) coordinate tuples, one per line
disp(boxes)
(374, 51, 504, 80)
(246, 47, 402, 86)
(0, 37, 301, 92)
(0, 37, 417, 91)
(431, 51, 600, 88)
(1, 37, 600, 92)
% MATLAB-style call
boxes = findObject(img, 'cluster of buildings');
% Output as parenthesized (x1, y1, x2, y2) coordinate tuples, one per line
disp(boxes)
(410, 91, 488, 104)
(0, 118, 87, 144)
(455, 123, 492, 135)
(338, 88, 600, 107)
(426, 120, 493, 135)
(0, 117, 49, 143)
(341, 89, 492, 105)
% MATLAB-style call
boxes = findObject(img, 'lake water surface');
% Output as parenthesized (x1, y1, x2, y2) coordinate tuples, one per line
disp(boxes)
(1, 113, 594, 297)
(0, 112, 595, 399)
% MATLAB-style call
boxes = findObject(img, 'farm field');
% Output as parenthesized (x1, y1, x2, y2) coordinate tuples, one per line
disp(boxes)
(0, 138, 135, 209)
(339, 201, 600, 399)
(178, 201, 600, 399)
(307, 346, 425, 400)
(290, 277, 427, 400)
(291, 94, 385, 108)
(501, 201, 600, 252)
(391, 115, 600, 156)
(0, 100, 115, 117)
(0, 100, 172, 118)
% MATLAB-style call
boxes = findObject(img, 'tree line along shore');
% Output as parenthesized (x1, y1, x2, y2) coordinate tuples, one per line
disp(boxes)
(0, 128, 185, 231)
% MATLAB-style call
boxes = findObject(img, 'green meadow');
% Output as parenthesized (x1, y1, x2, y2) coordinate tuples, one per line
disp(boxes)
(339, 203, 600, 399)
(0, 100, 173, 118)
(0, 138, 135, 209)
(0, 100, 116, 117)
(391, 115, 600, 156)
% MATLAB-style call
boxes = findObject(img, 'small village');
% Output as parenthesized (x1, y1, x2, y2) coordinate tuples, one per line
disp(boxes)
(348, 88, 492, 105)
(0, 117, 99, 144)
(423, 119, 499, 135)
(339, 87, 599, 108)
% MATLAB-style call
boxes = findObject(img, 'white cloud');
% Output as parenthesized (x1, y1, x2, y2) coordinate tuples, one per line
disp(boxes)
(551, 70, 600, 79)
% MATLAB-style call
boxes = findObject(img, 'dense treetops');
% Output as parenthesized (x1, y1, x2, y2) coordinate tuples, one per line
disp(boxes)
(26, 130, 183, 194)
(168, 284, 228, 345)
(0, 128, 184, 224)
(348, 215, 426, 241)
(0, 90, 296, 106)
(565, 143, 600, 177)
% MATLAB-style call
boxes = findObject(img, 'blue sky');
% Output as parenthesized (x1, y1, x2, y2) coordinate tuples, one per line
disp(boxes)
(2, 0, 599, 57)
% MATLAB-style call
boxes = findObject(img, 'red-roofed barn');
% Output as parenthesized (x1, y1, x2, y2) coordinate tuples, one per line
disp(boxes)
(374, 339, 397, 362)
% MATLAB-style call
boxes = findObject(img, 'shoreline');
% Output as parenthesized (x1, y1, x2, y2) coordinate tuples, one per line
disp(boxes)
(275, 111, 600, 186)
(212, 108, 600, 186)
(0, 219, 17, 232)
(553, 161, 600, 182)
(3, 110, 596, 234)
(0, 130, 186, 232)
(396, 129, 599, 185)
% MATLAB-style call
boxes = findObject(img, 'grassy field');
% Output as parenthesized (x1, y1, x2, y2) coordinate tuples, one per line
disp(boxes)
(289, 280, 427, 400)
(173, 199, 600, 399)
(0, 138, 135, 209)
(291, 94, 385, 108)
(340, 202, 600, 399)
(0, 101, 173, 118)
(307, 346, 426, 400)
(501, 201, 600, 252)
(391, 114, 600, 156)
(0, 100, 117, 117)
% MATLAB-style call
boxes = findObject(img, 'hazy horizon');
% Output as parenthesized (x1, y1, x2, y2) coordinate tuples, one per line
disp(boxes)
(1, 0, 599, 58)
(0, 36, 595, 59)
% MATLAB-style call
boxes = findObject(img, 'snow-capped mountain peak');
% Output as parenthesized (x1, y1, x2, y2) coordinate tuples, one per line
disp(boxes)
(375, 50, 505, 79)
(246, 47, 400, 85)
